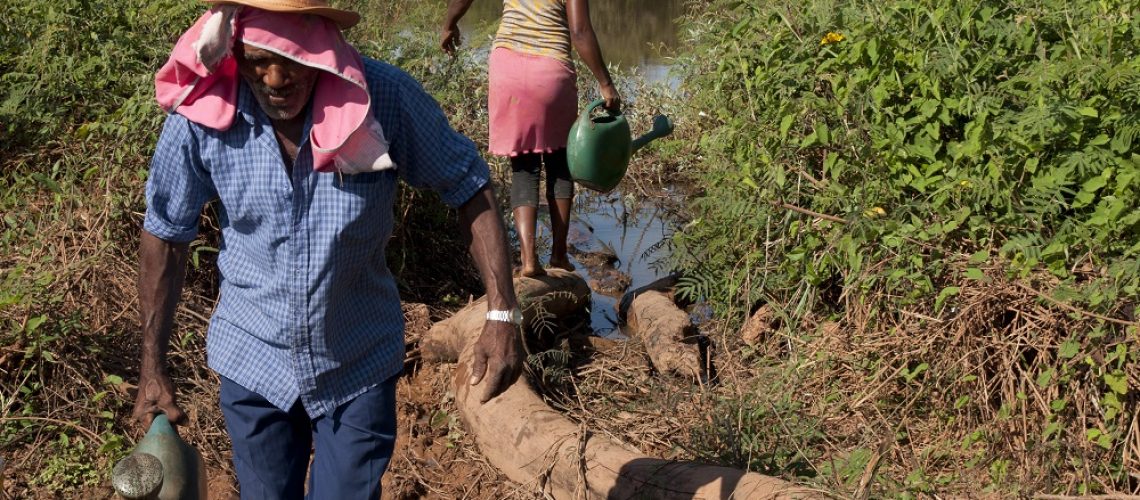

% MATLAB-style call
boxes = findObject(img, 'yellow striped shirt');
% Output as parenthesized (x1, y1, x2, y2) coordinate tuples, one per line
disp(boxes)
(493, 0, 572, 64)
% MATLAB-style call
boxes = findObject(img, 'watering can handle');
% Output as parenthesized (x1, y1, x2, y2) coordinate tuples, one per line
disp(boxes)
(579, 98, 622, 123)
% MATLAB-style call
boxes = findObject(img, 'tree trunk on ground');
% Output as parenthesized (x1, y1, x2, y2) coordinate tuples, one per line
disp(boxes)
(434, 270, 821, 499)
(627, 290, 702, 379)
(454, 362, 820, 499)
(616, 272, 683, 322)
(420, 269, 591, 362)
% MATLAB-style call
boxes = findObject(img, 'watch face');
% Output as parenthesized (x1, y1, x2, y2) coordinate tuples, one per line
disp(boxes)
(511, 308, 523, 324)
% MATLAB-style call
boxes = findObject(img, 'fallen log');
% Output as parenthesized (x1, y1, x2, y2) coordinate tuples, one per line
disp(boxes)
(436, 271, 820, 499)
(616, 272, 683, 322)
(627, 290, 702, 379)
(419, 269, 591, 362)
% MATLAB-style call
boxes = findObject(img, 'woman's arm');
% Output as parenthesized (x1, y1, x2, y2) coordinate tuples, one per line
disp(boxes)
(441, 0, 477, 55)
(567, 0, 620, 110)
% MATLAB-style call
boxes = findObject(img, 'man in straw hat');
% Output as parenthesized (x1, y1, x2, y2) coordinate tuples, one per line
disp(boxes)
(134, 0, 524, 497)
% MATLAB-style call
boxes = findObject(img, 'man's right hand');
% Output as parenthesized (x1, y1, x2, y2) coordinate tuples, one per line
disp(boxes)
(132, 367, 186, 428)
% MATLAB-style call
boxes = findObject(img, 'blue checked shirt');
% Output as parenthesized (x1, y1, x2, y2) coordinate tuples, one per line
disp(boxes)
(144, 59, 489, 417)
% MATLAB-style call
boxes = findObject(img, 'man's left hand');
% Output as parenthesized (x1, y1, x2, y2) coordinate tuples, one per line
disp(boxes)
(468, 320, 524, 403)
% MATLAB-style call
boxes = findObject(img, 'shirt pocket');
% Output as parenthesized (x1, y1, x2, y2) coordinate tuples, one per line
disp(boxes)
(332, 170, 393, 207)
(318, 170, 397, 246)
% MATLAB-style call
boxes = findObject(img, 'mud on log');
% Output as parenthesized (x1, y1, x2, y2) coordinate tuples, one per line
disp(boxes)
(419, 269, 591, 362)
(626, 290, 702, 379)
(430, 269, 820, 499)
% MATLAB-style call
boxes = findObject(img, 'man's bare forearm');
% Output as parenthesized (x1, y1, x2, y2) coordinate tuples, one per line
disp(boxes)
(138, 230, 189, 373)
(458, 185, 517, 312)
(458, 185, 525, 403)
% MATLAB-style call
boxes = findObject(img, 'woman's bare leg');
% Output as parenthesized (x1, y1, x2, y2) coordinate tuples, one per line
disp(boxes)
(544, 150, 575, 271)
(513, 205, 545, 277)
(548, 197, 574, 271)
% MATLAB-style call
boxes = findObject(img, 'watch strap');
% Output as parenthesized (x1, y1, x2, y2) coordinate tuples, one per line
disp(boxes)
(486, 308, 522, 325)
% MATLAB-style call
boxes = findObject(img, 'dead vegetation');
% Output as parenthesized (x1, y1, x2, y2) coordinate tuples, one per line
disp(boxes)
(697, 265, 1140, 497)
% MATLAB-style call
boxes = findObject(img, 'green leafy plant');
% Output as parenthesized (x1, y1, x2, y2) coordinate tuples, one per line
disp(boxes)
(669, 0, 1140, 495)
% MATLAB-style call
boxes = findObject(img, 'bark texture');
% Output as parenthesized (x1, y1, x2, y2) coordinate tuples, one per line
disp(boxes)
(453, 339, 819, 498)
(626, 290, 702, 378)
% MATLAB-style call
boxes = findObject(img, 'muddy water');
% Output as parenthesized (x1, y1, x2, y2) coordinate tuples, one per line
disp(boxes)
(561, 190, 681, 337)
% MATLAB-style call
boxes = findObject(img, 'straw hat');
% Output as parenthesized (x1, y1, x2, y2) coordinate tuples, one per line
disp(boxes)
(202, 0, 360, 29)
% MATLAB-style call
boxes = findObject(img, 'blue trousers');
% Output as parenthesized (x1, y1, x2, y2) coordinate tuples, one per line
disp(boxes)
(219, 375, 398, 500)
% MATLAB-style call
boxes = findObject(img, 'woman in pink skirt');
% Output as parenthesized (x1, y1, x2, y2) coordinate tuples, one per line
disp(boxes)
(442, 0, 621, 277)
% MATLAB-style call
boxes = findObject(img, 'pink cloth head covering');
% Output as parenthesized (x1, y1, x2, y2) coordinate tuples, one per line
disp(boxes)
(155, 6, 393, 173)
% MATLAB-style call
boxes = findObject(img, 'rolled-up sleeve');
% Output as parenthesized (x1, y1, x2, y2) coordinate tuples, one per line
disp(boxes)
(143, 113, 217, 242)
(387, 71, 490, 208)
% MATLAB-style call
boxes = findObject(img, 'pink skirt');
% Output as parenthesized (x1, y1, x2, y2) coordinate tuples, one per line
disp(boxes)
(487, 47, 578, 157)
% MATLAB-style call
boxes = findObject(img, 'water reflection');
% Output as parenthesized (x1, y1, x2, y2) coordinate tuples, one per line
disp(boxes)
(533, 189, 678, 338)
(459, 0, 683, 68)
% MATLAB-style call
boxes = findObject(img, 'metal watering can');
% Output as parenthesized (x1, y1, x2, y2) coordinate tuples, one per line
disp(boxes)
(567, 99, 675, 193)
(111, 414, 207, 500)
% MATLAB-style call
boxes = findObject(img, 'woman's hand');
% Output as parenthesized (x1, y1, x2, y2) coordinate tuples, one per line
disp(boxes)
(441, 0, 475, 56)
(440, 24, 462, 56)
(600, 82, 622, 112)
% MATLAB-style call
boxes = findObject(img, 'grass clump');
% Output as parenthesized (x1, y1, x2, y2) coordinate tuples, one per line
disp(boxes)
(1, 1, 201, 495)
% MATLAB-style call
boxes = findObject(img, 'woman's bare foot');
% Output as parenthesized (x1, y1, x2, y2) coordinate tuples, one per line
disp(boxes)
(520, 263, 547, 277)
(548, 256, 575, 272)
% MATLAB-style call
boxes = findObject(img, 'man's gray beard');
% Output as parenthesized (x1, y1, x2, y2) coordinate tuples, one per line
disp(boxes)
(247, 77, 316, 121)
(252, 92, 305, 121)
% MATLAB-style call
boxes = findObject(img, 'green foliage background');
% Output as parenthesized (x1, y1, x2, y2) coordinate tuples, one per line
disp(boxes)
(1, 0, 200, 494)
(673, 0, 1140, 313)
(669, 0, 1140, 495)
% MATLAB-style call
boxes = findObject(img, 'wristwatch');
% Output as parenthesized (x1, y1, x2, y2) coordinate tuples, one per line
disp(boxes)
(486, 308, 523, 325)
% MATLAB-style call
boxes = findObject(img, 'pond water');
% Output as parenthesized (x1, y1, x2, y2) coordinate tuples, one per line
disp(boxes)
(565, 190, 682, 337)
(458, 0, 685, 83)
(524, 188, 682, 337)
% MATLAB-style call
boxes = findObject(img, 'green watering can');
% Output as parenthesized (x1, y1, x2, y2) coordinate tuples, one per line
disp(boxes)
(567, 99, 675, 193)
(111, 414, 207, 500)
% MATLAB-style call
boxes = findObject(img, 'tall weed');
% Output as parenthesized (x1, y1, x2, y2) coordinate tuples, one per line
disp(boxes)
(674, 0, 1140, 314)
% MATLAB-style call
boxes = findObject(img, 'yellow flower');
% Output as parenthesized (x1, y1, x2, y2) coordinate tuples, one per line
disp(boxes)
(863, 206, 886, 218)
(820, 32, 845, 46)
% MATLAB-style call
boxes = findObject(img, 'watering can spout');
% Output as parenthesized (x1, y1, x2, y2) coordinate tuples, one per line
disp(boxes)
(631, 115, 674, 153)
